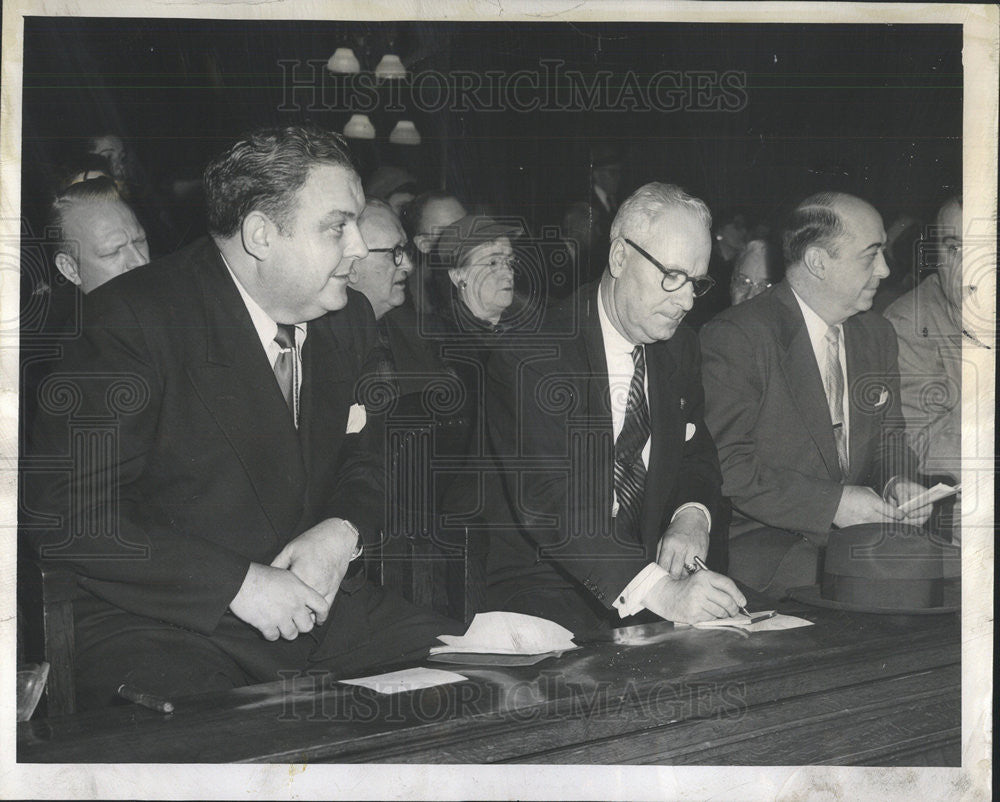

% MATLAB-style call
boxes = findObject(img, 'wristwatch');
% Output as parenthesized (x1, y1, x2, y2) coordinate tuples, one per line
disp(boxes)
(342, 519, 364, 561)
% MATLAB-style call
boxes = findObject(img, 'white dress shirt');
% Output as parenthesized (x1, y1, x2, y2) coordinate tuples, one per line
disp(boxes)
(222, 254, 307, 408)
(597, 293, 712, 618)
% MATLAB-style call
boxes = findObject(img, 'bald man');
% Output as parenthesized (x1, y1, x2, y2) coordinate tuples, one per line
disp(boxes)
(701, 192, 930, 597)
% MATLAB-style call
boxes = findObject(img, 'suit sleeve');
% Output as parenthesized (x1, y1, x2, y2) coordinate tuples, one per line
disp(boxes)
(21, 290, 252, 634)
(486, 344, 648, 609)
(700, 317, 843, 535)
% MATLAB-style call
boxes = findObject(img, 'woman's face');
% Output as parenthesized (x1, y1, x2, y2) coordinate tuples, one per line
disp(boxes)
(451, 237, 515, 323)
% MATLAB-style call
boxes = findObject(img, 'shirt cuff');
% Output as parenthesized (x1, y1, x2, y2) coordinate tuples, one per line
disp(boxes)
(670, 502, 711, 531)
(613, 562, 669, 618)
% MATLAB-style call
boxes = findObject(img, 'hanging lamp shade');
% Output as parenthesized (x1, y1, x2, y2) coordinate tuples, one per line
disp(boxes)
(344, 114, 376, 140)
(389, 120, 421, 146)
(374, 54, 407, 80)
(327, 48, 361, 74)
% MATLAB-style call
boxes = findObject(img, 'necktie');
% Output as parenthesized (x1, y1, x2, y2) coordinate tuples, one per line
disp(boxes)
(823, 326, 849, 478)
(614, 345, 650, 540)
(273, 323, 298, 426)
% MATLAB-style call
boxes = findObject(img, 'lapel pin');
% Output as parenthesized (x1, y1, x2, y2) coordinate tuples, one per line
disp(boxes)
(679, 397, 686, 411)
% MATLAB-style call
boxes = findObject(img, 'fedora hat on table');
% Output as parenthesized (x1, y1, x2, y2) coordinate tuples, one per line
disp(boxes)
(788, 523, 960, 615)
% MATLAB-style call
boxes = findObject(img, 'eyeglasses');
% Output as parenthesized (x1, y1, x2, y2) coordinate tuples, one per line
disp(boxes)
(732, 274, 772, 293)
(465, 254, 521, 272)
(623, 239, 716, 296)
(367, 242, 412, 266)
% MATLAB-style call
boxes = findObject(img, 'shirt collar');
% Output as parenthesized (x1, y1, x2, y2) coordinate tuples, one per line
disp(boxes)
(220, 251, 305, 352)
(790, 284, 841, 354)
(598, 285, 638, 356)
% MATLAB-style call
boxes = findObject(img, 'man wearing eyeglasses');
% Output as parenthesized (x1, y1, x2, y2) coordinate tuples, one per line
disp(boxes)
(349, 199, 415, 320)
(700, 192, 931, 597)
(485, 182, 746, 633)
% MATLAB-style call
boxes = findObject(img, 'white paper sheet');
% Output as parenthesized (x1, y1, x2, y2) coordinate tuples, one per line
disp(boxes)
(431, 611, 578, 655)
(692, 613, 814, 632)
(338, 667, 467, 695)
(898, 482, 960, 514)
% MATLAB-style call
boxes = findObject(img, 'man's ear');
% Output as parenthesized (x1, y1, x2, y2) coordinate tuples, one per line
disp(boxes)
(241, 210, 275, 261)
(54, 252, 81, 287)
(607, 236, 627, 278)
(802, 244, 828, 280)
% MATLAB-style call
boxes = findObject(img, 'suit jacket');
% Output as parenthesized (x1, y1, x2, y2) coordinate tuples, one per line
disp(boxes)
(700, 280, 916, 539)
(22, 237, 382, 638)
(883, 274, 962, 481)
(486, 283, 723, 608)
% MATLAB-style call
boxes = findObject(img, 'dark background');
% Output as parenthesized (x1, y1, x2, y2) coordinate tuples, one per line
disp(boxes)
(21, 17, 961, 245)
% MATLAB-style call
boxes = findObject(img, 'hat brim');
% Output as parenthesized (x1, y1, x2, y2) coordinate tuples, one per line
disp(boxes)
(787, 581, 960, 615)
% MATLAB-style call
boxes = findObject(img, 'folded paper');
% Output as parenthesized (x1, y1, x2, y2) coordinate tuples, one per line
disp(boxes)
(339, 667, 467, 694)
(432, 611, 578, 656)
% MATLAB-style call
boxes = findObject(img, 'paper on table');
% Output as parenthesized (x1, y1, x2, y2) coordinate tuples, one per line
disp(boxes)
(431, 611, 578, 655)
(339, 667, 467, 695)
(898, 482, 960, 515)
(692, 612, 814, 632)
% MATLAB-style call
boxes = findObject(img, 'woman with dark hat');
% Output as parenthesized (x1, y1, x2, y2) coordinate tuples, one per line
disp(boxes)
(423, 214, 533, 618)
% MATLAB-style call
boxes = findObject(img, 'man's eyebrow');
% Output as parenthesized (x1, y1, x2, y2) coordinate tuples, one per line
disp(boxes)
(319, 209, 358, 225)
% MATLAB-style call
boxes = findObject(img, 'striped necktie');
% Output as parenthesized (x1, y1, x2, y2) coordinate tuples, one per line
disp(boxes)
(614, 345, 650, 540)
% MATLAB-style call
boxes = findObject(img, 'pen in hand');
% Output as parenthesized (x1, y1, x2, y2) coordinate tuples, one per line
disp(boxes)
(689, 555, 753, 618)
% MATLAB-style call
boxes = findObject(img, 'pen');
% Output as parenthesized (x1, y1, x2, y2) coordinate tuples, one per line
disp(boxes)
(690, 555, 752, 618)
(117, 683, 174, 714)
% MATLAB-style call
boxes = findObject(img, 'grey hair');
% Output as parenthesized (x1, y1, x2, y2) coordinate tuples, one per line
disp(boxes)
(610, 182, 712, 242)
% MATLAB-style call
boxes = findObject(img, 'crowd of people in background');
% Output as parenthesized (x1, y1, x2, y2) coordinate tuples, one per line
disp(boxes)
(19, 124, 971, 709)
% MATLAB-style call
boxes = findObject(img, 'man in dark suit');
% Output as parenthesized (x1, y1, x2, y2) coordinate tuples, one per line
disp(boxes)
(486, 183, 746, 633)
(700, 192, 933, 597)
(22, 126, 459, 710)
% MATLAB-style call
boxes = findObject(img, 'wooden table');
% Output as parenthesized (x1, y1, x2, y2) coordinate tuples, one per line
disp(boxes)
(17, 602, 960, 765)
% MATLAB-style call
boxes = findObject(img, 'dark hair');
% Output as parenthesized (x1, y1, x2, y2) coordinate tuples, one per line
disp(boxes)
(399, 190, 464, 240)
(47, 176, 124, 257)
(203, 125, 359, 238)
(781, 192, 847, 265)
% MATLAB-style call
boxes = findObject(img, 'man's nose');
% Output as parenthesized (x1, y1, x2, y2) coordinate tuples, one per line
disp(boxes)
(124, 241, 149, 270)
(873, 250, 890, 280)
(344, 223, 369, 261)
(399, 251, 415, 276)
(674, 282, 696, 311)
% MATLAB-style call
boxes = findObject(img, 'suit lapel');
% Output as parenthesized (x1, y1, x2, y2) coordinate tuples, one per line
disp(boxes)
(843, 316, 872, 482)
(642, 339, 678, 548)
(773, 284, 842, 481)
(298, 314, 356, 483)
(185, 246, 307, 537)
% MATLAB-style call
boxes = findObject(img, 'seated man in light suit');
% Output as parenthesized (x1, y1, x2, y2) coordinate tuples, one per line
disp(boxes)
(700, 192, 933, 597)
(487, 182, 746, 633)
(22, 125, 460, 709)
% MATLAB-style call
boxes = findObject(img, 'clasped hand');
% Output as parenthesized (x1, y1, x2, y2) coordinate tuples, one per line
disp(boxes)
(229, 518, 359, 641)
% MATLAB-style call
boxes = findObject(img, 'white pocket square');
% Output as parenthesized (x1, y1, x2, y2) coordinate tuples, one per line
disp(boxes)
(346, 403, 367, 434)
(875, 389, 889, 408)
(685, 422, 697, 442)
